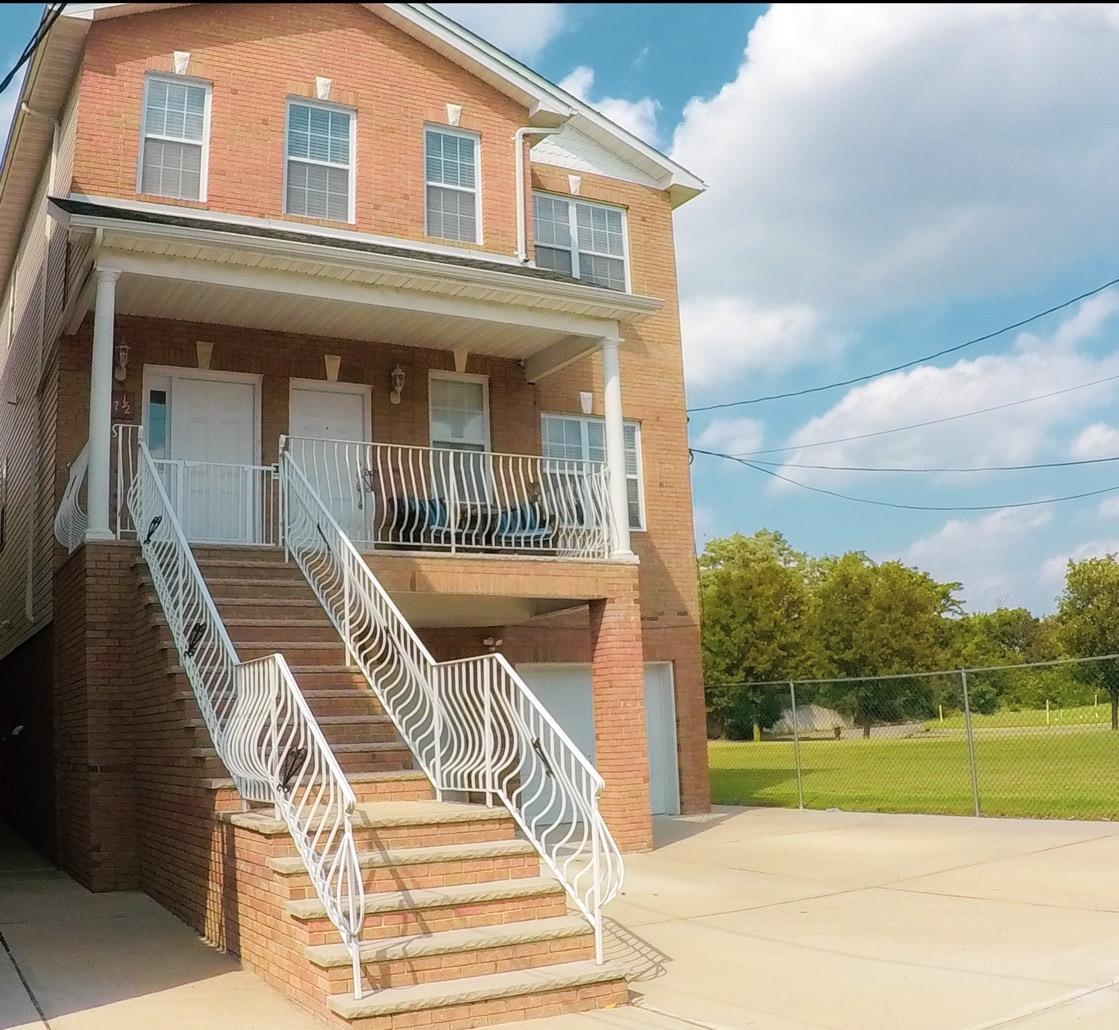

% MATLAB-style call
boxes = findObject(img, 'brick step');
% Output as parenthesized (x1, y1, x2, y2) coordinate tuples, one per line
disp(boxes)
(286, 876, 567, 941)
(325, 961, 628, 1026)
(194, 743, 412, 777)
(221, 618, 338, 643)
(183, 715, 400, 748)
(269, 837, 539, 895)
(190, 546, 287, 563)
(238, 641, 349, 664)
(214, 597, 327, 620)
(199, 577, 315, 599)
(307, 916, 593, 993)
(176, 687, 379, 720)
(195, 558, 307, 578)
(204, 769, 431, 805)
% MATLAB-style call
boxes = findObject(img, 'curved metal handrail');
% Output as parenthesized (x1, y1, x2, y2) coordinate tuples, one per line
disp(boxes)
(53, 443, 89, 552)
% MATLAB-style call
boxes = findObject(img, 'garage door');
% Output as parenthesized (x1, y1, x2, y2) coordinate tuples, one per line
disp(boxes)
(516, 663, 680, 816)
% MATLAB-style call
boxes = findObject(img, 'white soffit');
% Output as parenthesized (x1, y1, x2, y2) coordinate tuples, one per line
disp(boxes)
(531, 127, 663, 191)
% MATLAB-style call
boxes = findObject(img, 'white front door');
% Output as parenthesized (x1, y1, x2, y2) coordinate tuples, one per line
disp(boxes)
(145, 369, 262, 543)
(288, 381, 372, 542)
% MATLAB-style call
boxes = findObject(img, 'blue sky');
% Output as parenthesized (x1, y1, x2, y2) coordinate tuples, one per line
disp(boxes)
(5, 4, 1119, 615)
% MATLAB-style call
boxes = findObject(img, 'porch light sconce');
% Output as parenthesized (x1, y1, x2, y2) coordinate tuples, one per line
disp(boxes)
(579, 391, 594, 415)
(196, 341, 213, 371)
(389, 364, 405, 405)
(324, 354, 341, 383)
(113, 342, 129, 383)
(482, 636, 503, 653)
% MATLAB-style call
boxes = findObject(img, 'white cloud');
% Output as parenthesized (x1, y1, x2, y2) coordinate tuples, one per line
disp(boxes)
(902, 509, 1052, 612)
(559, 66, 659, 145)
(769, 294, 1119, 487)
(670, 5, 1119, 392)
(695, 416, 764, 456)
(1041, 537, 1119, 586)
(1070, 423, 1119, 460)
(434, 3, 568, 61)
(1098, 496, 1119, 520)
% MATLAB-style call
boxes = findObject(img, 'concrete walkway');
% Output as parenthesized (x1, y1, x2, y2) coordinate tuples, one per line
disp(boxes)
(5, 809, 1119, 1029)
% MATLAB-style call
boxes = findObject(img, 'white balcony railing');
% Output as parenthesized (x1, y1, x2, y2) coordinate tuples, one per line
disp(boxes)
(284, 437, 614, 560)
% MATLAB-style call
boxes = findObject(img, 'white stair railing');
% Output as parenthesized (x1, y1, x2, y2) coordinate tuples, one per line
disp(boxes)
(129, 436, 368, 998)
(53, 442, 89, 552)
(280, 446, 624, 960)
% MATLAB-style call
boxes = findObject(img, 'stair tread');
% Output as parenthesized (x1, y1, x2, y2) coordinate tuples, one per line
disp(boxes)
(306, 915, 588, 968)
(351, 800, 512, 827)
(203, 769, 428, 793)
(268, 837, 535, 875)
(326, 960, 627, 1019)
(287, 875, 563, 920)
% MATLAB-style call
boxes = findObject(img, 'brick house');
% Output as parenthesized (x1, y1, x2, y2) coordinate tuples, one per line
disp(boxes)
(0, 3, 709, 1025)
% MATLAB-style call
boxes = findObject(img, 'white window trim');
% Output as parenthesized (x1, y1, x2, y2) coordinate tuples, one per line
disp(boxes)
(533, 191, 631, 292)
(423, 125, 483, 245)
(429, 370, 491, 451)
(136, 72, 213, 202)
(288, 377, 372, 443)
(141, 365, 263, 465)
(540, 412, 645, 531)
(283, 97, 357, 225)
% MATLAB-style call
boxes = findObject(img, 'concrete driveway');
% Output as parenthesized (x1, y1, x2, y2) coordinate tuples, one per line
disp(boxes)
(532, 807, 1119, 1030)
(5, 808, 1119, 1029)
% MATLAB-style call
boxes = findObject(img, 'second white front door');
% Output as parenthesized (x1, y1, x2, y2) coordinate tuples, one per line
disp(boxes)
(289, 381, 372, 542)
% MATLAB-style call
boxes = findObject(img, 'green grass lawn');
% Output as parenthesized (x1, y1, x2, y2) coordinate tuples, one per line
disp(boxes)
(925, 702, 1114, 731)
(709, 728, 1119, 820)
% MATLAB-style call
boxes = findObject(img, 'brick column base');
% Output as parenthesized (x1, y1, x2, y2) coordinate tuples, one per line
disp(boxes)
(589, 593, 652, 852)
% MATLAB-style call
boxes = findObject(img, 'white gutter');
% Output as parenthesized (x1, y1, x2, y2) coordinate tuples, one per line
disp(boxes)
(514, 126, 562, 263)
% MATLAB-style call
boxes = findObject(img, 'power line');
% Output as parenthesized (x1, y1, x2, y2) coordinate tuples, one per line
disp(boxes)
(0, 5, 65, 97)
(687, 274, 1119, 413)
(729, 371, 1119, 457)
(750, 454, 1119, 474)
(691, 447, 1119, 512)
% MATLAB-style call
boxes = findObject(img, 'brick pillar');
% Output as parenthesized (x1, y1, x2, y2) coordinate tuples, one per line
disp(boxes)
(589, 592, 652, 852)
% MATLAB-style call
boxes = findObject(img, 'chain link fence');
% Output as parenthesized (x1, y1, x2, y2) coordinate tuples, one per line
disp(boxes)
(708, 655, 1119, 819)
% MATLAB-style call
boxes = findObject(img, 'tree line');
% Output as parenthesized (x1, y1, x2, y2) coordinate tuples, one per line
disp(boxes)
(700, 530, 1119, 738)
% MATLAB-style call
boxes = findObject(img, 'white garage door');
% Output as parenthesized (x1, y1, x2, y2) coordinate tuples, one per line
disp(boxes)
(516, 663, 680, 816)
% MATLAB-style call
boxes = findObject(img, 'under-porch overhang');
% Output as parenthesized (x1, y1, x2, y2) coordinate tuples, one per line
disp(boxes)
(49, 196, 661, 381)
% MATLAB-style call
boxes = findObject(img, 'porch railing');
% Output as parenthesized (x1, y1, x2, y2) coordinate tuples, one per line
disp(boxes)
(280, 447, 624, 961)
(151, 458, 279, 545)
(285, 437, 613, 560)
(128, 437, 366, 998)
(53, 442, 89, 552)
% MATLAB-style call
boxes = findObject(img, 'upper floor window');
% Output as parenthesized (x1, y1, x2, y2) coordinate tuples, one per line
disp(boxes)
(541, 413, 645, 530)
(285, 100, 354, 223)
(139, 75, 210, 200)
(425, 128, 480, 243)
(533, 194, 628, 291)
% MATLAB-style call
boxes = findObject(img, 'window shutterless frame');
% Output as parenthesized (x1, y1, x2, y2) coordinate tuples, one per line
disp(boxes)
(540, 412, 646, 530)
(428, 370, 492, 450)
(532, 192, 631, 292)
(423, 125, 483, 245)
(282, 97, 357, 225)
(136, 73, 213, 202)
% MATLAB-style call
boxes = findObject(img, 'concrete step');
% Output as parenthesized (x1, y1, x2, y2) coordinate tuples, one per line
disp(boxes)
(269, 836, 539, 894)
(307, 915, 593, 992)
(325, 960, 628, 1023)
(286, 876, 567, 940)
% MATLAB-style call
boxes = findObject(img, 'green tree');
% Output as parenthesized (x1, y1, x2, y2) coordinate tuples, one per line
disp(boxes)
(700, 531, 818, 739)
(815, 554, 961, 736)
(1056, 555, 1119, 730)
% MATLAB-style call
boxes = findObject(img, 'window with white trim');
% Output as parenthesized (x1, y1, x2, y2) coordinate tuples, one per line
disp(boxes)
(425, 127, 480, 243)
(285, 100, 354, 222)
(139, 75, 210, 200)
(533, 193, 628, 291)
(541, 414, 645, 530)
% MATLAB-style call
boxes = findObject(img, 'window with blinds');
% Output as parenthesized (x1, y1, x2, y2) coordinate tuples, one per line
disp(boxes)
(533, 194, 628, 291)
(425, 128, 480, 243)
(285, 101, 354, 222)
(139, 76, 210, 200)
(540, 413, 645, 529)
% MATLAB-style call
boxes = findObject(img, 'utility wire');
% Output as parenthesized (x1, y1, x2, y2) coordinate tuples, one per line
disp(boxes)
(749, 454, 1119, 474)
(687, 274, 1119, 413)
(729, 371, 1119, 457)
(691, 447, 1119, 512)
(0, 4, 65, 97)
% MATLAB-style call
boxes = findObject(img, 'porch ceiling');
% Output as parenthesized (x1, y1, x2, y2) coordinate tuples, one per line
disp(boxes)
(393, 593, 586, 629)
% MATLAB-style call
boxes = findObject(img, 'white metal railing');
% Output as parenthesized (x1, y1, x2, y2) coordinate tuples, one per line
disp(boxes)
(152, 458, 279, 545)
(285, 437, 613, 560)
(113, 423, 141, 539)
(53, 442, 89, 552)
(128, 438, 367, 998)
(280, 447, 624, 960)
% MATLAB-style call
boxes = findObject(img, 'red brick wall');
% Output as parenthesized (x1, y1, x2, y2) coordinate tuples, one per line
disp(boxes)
(74, 3, 529, 256)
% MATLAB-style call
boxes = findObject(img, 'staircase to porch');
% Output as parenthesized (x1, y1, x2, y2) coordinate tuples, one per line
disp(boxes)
(162, 545, 630, 1027)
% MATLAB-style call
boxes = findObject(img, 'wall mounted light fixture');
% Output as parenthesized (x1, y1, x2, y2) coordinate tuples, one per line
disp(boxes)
(390, 364, 405, 405)
(113, 342, 130, 383)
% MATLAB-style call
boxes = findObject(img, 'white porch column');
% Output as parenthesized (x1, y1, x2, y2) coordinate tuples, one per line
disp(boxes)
(600, 335, 632, 558)
(85, 268, 120, 541)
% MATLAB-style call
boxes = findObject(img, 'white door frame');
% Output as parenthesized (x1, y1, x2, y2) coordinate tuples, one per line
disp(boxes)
(645, 661, 681, 816)
(288, 377, 373, 442)
(141, 364, 263, 464)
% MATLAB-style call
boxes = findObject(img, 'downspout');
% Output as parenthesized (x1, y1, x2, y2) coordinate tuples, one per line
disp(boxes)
(513, 126, 562, 263)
